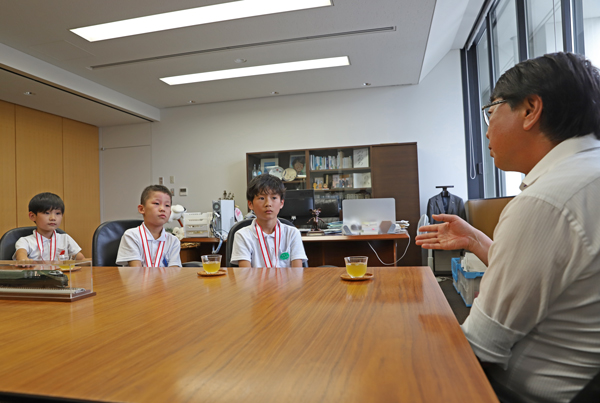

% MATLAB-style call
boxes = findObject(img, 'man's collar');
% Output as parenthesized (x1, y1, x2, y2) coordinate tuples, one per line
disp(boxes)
(520, 134, 600, 190)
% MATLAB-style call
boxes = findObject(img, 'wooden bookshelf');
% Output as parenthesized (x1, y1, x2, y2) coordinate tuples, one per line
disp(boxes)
(246, 143, 421, 266)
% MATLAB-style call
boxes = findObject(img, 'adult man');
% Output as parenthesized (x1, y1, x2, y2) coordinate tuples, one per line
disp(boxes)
(416, 52, 600, 403)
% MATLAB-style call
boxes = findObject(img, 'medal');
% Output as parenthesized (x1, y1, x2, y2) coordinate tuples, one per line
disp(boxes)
(35, 230, 56, 261)
(138, 225, 165, 267)
(256, 221, 281, 268)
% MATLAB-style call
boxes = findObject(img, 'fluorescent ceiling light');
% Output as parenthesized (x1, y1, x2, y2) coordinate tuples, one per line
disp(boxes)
(71, 0, 333, 42)
(160, 56, 350, 85)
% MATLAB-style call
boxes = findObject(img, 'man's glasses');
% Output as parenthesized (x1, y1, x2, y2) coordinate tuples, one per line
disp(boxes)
(481, 99, 507, 126)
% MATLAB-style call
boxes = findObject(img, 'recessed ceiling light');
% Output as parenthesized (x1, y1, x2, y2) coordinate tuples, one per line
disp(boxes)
(188, 100, 196, 104)
(71, 0, 333, 42)
(271, 92, 279, 95)
(161, 56, 350, 85)
(24, 91, 36, 96)
(235, 59, 247, 64)
(363, 83, 371, 86)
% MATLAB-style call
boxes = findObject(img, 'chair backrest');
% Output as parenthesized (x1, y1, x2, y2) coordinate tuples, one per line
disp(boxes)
(225, 218, 303, 267)
(0, 226, 66, 260)
(92, 220, 143, 266)
(465, 197, 514, 240)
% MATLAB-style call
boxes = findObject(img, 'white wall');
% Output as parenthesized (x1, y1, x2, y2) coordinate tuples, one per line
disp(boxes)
(100, 50, 467, 224)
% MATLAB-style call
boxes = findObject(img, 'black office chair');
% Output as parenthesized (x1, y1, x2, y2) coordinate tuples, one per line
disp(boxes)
(0, 226, 66, 260)
(92, 220, 201, 267)
(92, 220, 143, 266)
(225, 218, 307, 267)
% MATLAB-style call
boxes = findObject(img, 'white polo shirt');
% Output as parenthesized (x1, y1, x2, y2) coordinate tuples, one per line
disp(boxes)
(116, 223, 181, 267)
(230, 219, 307, 267)
(13, 230, 82, 260)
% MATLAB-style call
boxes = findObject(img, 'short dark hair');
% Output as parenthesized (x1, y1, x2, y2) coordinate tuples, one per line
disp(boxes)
(246, 174, 286, 201)
(492, 52, 600, 142)
(29, 192, 65, 214)
(141, 185, 172, 205)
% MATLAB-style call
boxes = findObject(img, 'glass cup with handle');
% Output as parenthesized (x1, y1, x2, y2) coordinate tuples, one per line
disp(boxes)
(344, 256, 368, 278)
(201, 255, 222, 273)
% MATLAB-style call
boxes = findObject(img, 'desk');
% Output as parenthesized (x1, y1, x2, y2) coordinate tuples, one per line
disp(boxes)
(182, 233, 409, 267)
(0, 267, 497, 402)
(302, 233, 408, 266)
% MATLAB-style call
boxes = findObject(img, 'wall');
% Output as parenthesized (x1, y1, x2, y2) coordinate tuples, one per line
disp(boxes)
(100, 50, 467, 224)
(0, 101, 100, 257)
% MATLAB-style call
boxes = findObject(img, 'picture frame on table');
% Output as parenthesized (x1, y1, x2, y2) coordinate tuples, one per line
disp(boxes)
(261, 158, 279, 174)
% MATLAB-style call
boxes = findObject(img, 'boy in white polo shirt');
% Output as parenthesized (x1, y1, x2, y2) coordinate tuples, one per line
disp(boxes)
(14, 192, 85, 261)
(231, 174, 307, 268)
(116, 185, 181, 267)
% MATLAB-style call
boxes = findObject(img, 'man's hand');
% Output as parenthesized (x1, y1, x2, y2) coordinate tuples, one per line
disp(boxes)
(415, 214, 492, 265)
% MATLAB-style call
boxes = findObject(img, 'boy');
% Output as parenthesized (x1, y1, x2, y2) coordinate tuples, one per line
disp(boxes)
(231, 174, 307, 268)
(116, 185, 181, 267)
(14, 192, 85, 261)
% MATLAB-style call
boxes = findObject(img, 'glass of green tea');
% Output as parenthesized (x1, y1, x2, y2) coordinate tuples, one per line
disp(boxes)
(344, 256, 368, 278)
(201, 255, 222, 273)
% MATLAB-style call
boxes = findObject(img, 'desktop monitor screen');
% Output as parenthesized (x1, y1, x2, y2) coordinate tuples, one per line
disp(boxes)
(280, 190, 315, 226)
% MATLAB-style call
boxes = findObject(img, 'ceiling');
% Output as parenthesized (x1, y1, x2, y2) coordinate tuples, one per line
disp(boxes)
(0, 0, 483, 127)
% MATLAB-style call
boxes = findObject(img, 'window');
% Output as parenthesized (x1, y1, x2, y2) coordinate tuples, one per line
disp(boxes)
(476, 32, 497, 198)
(581, 0, 600, 67)
(492, 0, 519, 78)
(526, 0, 563, 58)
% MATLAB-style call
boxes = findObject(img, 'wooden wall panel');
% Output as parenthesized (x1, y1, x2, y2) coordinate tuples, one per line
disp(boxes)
(0, 100, 17, 237)
(371, 143, 421, 266)
(62, 119, 100, 257)
(15, 106, 64, 227)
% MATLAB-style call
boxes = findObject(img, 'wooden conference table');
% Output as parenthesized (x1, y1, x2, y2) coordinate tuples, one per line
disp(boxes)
(0, 266, 497, 403)
(182, 233, 409, 266)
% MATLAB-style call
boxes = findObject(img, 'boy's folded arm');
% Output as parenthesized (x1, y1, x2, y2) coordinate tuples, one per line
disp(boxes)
(127, 260, 143, 267)
(238, 260, 252, 267)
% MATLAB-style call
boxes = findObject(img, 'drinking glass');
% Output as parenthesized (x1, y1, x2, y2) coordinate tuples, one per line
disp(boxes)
(201, 255, 222, 273)
(344, 256, 368, 278)
(57, 253, 71, 270)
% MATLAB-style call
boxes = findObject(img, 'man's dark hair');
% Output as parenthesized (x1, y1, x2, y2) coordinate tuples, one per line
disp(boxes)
(141, 185, 172, 205)
(246, 174, 286, 201)
(492, 52, 600, 142)
(29, 192, 65, 214)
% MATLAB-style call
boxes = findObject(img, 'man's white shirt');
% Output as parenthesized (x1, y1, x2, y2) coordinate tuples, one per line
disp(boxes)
(462, 134, 600, 403)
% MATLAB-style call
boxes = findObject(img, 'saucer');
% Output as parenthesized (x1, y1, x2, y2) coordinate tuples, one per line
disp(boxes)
(340, 273, 373, 281)
(58, 266, 82, 272)
(198, 269, 227, 277)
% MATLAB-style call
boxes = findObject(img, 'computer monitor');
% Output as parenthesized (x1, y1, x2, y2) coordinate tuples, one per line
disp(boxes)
(280, 190, 315, 227)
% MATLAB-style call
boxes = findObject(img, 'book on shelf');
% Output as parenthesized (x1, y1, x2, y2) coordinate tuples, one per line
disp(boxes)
(332, 174, 353, 189)
(310, 153, 352, 170)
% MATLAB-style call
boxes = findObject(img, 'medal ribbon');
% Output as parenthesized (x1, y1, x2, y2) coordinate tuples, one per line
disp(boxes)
(255, 222, 281, 268)
(138, 225, 165, 267)
(35, 230, 56, 261)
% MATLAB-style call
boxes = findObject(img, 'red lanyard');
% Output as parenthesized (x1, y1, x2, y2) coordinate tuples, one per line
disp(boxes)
(138, 225, 165, 267)
(255, 222, 280, 268)
(35, 230, 56, 261)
